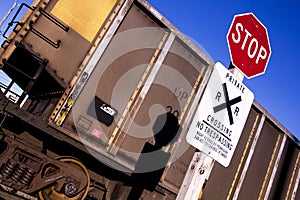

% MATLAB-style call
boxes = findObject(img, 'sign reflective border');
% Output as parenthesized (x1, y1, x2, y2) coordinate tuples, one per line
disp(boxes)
(186, 62, 254, 167)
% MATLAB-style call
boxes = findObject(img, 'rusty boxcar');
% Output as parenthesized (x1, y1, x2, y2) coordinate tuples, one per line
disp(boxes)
(0, 0, 299, 199)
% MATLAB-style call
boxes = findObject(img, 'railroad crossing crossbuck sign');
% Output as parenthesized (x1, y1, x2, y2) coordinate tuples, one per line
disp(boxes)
(186, 62, 254, 167)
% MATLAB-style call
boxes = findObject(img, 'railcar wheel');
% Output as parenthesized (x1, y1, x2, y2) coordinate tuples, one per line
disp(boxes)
(38, 157, 90, 200)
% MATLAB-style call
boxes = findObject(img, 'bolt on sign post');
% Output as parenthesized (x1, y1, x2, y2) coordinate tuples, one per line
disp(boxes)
(227, 13, 271, 79)
(176, 152, 214, 200)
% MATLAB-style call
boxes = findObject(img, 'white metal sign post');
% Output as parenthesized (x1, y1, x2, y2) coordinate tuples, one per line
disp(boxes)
(186, 62, 254, 167)
(176, 152, 214, 200)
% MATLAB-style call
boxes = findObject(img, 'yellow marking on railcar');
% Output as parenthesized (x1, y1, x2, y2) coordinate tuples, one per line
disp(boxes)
(51, 0, 117, 42)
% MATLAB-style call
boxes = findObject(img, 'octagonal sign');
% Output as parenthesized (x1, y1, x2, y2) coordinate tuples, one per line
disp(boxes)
(227, 13, 271, 79)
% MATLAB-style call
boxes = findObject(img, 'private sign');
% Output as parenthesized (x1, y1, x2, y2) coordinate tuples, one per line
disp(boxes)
(227, 13, 271, 79)
(186, 62, 254, 167)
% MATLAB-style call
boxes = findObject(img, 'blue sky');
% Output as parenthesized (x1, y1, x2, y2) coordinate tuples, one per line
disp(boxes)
(1, 0, 299, 140)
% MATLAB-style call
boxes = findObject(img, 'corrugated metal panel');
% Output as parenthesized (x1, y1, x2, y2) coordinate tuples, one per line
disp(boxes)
(118, 37, 207, 161)
(155, 38, 209, 193)
(161, 146, 195, 192)
(201, 107, 300, 200)
(267, 138, 300, 200)
(59, 3, 169, 171)
(237, 120, 281, 199)
(293, 152, 300, 200)
(202, 107, 262, 199)
(49, 1, 211, 174)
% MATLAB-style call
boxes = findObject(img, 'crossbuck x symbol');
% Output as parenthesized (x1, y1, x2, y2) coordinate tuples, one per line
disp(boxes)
(213, 83, 241, 125)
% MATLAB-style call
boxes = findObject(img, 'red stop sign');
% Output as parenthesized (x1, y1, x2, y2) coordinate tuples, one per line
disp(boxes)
(227, 13, 271, 78)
